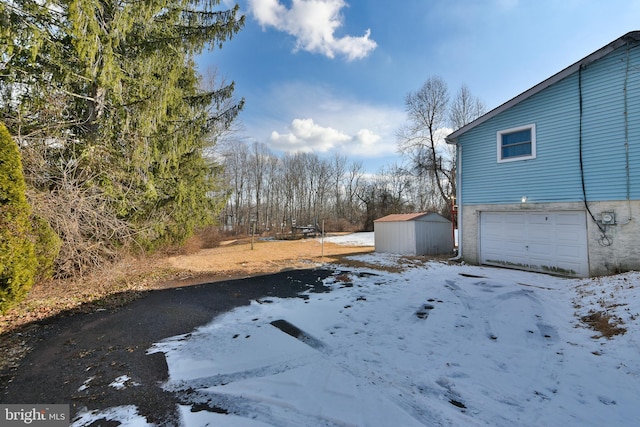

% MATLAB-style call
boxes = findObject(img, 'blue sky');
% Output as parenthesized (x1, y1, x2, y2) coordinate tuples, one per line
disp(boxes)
(200, 0, 640, 172)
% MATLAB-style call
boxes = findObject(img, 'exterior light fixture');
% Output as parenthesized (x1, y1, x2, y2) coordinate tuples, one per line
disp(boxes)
(521, 196, 528, 203)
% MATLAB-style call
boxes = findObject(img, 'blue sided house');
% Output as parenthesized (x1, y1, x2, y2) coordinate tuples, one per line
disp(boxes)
(446, 31, 640, 277)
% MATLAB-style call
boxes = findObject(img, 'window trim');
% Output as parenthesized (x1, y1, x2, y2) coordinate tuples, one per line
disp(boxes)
(497, 123, 536, 163)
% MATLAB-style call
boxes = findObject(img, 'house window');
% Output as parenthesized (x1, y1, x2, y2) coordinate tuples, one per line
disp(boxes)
(497, 124, 536, 162)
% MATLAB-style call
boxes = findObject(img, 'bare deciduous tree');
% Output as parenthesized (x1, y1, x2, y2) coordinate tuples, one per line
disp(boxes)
(398, 76, 450, 209)
(450, 84, 487, 130)
(331, 153, 348, 220)
(217, 139, 367, 233)
(398, 77, 486, 217)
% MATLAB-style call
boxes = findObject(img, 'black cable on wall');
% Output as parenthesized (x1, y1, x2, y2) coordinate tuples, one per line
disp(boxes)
(578, 65, 610, 243)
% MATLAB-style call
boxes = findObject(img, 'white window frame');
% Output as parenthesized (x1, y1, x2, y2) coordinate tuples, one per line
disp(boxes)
(497, 123, 536, 163)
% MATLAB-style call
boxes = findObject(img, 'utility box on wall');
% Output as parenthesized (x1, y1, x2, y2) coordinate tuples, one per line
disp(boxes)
(374, 212, 453, 256)
(600, 212, 616, 225)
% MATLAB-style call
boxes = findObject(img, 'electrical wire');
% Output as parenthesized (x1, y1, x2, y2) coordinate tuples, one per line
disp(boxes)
(621, 43, 634, 225)
(578, 65, 611, 245)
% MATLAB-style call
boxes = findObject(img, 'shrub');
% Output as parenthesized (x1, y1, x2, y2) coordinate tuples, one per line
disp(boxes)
(30, 214, 62, 282)
(0, 123, 37, 312)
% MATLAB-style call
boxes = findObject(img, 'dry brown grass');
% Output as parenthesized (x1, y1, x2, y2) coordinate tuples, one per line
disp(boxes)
(573, 276, 631, 339)
(0, 235, 374, 335)
(163, 237, 374, 277)
(580, 311, 627, 339)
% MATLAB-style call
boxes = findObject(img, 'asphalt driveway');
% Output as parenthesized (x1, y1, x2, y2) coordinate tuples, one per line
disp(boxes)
(0, 268, 334, 425)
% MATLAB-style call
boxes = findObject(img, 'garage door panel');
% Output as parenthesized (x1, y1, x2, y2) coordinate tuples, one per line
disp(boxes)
(505, 214, 526, 224)
(503, 224, 527, 239)
(556, 212, 583, 225)
(557, 230, 582, 243)
(528, 242, 553, 256)
(480, 211, 588, 277)
(497, 244, 527, 257)
(482, 242, 504, 253)
(484, 242, 526, 257)
(529, 229, 553, 242)
(528, 213, 553, 225)
(555, 257, 585, 271)
(504, 232, 527, 242)
(557, 244, 583, 259)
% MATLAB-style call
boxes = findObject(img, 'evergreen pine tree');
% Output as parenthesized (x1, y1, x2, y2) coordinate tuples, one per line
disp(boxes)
(0, 123, 37, 312)
(1, 1, 245, 271)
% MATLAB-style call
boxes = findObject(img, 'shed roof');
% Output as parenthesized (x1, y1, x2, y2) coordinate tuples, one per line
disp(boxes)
(445, 31, 640, 144)
(375, 212, 436, 222)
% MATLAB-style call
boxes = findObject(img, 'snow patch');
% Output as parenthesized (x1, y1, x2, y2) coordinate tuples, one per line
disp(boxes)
(109, 375, 139, 390)
(321, 232, 374, 246)
(104, 256, 640, 426)
(77, 376, 94, 392)
(71, 405, 153, 427)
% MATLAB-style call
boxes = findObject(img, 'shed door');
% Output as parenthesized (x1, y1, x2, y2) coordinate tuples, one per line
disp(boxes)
(480, 211, 588, 276)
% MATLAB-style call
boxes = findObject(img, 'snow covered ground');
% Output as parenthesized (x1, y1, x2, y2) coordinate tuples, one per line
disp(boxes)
(73, 233, 640, 426)
(322, 232, 374, 247)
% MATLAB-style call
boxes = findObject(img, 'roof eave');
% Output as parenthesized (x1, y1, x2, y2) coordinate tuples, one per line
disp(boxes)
(445, 31, 640, 145)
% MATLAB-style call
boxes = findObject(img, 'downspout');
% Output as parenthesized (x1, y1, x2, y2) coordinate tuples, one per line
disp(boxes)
(449, 141, 463, 261)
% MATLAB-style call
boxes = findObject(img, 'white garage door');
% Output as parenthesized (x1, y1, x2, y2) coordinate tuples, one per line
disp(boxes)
(480, 211, 588, 277)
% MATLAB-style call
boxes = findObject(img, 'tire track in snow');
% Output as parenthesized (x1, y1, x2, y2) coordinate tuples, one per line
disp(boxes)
(441, 274, 566, 422)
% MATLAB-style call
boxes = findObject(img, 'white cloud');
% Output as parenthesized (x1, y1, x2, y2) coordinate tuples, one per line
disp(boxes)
(354, 128, 380, 146)
(270, 118, 351, 153)
(244, 82, 406, 160)
(268, 117, 395, 158)
(248, 0, 377, 60)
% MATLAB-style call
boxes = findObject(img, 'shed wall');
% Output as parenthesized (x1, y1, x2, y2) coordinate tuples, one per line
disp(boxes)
(375, 215, 453, 256)
(415, 221, 454, 255)
(374, 222, 416, 255)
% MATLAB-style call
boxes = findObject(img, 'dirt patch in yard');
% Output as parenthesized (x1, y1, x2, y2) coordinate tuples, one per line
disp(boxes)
(580, 311, 627, 339)
(164, 237, 374, 278)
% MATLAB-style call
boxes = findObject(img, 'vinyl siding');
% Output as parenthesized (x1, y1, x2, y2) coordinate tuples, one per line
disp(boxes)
(581, 48, 628, 197)
(460, 42, 640, 204)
